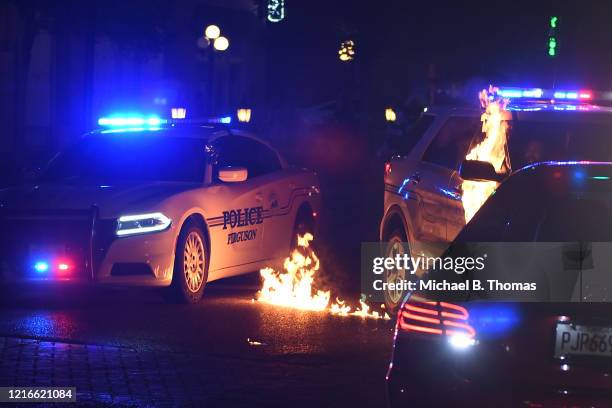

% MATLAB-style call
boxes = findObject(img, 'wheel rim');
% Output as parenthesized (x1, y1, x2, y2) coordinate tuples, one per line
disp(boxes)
(184, 231, 205, 293)
(386, 238, 407, 304)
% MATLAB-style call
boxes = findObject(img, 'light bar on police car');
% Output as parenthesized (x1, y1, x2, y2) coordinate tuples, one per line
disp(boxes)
(116, 212, 172, 237)
(495, 86, 594, 101)
(98, 115, 167, 127)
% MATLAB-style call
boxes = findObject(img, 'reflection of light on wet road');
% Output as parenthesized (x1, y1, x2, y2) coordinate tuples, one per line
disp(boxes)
(250, 298, 393, 355)
(18, 313, 75, 339)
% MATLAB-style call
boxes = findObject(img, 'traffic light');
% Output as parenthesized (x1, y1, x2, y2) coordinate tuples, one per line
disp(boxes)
(548, 36, 557, 56)
(548, 16, 558, 57)
(550, 16, 558, 29)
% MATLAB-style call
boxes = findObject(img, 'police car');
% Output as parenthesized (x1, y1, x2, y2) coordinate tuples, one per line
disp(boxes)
(0, 116, 321, 303)
(380, 87, 611, 310)
(388, 161, 612, 407)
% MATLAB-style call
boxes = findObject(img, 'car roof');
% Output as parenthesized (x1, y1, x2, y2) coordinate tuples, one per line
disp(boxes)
(83, 125, 288, 168)
(86, 124, 270, 144)
(496, 161, 612, 199)
(425, 102, 612, 119)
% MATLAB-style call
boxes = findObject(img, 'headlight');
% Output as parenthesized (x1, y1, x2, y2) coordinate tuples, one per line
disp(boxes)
(116, 212, 172, 237)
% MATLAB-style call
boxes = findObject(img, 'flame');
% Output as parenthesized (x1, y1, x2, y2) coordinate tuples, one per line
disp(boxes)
(257, 233, 390, 320)
(330, 298, 351, 316)
(461, 87, 509, 223)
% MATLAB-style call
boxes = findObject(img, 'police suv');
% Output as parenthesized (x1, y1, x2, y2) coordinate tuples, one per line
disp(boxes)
(0, 117, 321, 303)
(380, 87, 611, 310)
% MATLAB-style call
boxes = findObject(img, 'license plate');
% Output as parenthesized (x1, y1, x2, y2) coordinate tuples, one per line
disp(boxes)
(555, 323, 612, 358)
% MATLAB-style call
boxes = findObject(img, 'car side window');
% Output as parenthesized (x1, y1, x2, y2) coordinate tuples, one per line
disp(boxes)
(251, 141, 282, 177)
(422, 117, 480, 169)
(388, 114, 436, 156)
(211, 136, 281, 182)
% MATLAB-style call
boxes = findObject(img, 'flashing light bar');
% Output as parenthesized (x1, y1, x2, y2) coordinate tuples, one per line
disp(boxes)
(497, 88, 543, 98)
(495, 87, 594, 102)
(98, 115, 167, 127)
(97, 114, 233, 130)
(32, 260, 72, 274)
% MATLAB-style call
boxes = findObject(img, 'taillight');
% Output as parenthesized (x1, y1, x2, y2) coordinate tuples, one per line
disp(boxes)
(398, 298, 476, 341)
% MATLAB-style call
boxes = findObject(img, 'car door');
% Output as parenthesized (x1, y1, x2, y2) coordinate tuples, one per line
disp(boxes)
(205, 136, 269, 271)
(415, 116, 480, 245)
(244, 140, 290, 260)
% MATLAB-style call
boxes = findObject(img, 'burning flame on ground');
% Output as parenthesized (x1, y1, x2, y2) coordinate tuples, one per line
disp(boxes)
(257, 233, 390, 320)
(461, 87, 509, 223)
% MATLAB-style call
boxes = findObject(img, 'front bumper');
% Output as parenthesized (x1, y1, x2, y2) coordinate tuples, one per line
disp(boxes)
(0, 207, 174, 286)
(387, 336, 612, 408)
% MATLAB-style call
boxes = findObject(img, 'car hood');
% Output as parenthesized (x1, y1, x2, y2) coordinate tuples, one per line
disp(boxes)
(0, 182, 199, 216)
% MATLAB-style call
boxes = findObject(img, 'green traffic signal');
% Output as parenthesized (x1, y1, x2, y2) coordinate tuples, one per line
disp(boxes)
(550, 16, 558, 28)
(548, 36, 557, 56)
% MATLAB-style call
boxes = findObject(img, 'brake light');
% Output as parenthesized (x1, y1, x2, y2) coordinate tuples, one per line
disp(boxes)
(398, 298, 476, 339)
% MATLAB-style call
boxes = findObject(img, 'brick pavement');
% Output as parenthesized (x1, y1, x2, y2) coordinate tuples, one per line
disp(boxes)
(0, 336, 374, 407)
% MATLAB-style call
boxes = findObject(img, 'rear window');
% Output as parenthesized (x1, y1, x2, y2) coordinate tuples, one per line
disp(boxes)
(509, 118, 612, 170)
(428, 190, 612, 301)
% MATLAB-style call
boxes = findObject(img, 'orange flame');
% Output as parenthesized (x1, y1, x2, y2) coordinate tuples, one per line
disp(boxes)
(257, 233, 390, 320)
(461, 87, 509, 222)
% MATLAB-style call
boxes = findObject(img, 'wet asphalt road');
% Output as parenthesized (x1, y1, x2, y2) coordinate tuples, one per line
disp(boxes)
(0, 279, 395, 407)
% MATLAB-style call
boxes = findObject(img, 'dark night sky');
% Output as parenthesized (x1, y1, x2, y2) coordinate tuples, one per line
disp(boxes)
(265, 0, 612, 108)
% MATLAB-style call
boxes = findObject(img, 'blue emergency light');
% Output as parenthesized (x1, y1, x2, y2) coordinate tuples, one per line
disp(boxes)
(207, 116, 232, 124)
(495, 87, 593, 101)
(97, 114, 233, 130)
(497, 88, 543, 98)
(98, 115, 167, 127)
(34, 261, 49, 273)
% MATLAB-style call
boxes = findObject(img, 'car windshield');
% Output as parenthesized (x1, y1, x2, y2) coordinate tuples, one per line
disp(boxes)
(42, 133, 208, 183)
(508, 116, 612, 170)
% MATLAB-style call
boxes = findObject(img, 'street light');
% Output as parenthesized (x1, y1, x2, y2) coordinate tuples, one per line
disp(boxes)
(205, 24, 220, 40)
(385, 108, 397, 122)
(214, 36, 229, 51)
(237, 108, 252, 123)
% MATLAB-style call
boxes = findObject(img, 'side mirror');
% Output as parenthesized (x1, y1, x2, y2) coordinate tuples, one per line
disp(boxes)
(218, 166, 248, 183)
(460, 160, 506, 182)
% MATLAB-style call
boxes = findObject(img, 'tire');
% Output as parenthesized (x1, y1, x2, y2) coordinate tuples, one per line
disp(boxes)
(171, 221, 208, 304)
(383, 228, 410, 313)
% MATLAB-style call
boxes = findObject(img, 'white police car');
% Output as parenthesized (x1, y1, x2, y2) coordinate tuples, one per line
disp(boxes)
(380, 87, 605, 310)
(0, 116, 321, 303)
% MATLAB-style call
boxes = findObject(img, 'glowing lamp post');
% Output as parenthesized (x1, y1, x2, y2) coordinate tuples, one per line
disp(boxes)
(385, 108, 397, 122)
(198, 24, 230, 115)
(237, 108, 252, 123)
(213, 36, 229, 51)
(205, 24, 220, 40)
